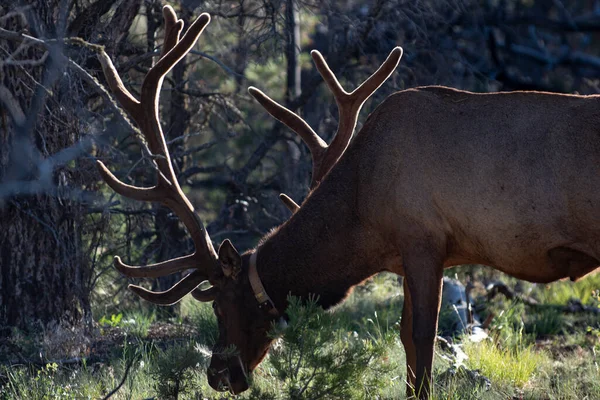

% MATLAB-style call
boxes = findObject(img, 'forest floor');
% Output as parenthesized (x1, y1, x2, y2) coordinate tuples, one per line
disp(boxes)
(1, 269, 599, 399)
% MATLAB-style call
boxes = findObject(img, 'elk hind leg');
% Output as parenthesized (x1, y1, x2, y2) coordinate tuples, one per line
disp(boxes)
(403, 246, 444, 399)
(400, 277, 417, 398)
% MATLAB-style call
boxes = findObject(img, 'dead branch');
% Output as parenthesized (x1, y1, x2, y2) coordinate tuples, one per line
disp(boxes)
(101, 354, 138, 400)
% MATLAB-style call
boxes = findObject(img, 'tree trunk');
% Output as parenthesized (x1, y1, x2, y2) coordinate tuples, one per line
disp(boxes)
(283, 0, 306, 203)
(0, 0, 91, 334)
(285, 0, 301, 103)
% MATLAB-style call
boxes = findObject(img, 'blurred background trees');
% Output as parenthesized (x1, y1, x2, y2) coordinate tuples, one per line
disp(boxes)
(1, 0, 600, 335)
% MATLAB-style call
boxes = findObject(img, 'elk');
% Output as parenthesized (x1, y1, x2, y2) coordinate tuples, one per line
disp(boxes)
(96, 6, 600, 400)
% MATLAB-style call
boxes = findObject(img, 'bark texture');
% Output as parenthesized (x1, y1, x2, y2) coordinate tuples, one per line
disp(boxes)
(0, 0, 91, 333)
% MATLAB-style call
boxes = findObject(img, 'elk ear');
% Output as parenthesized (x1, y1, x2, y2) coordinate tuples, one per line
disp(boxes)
(218, 239, 242, 279)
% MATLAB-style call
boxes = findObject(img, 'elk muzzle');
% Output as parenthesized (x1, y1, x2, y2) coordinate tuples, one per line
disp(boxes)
(207, 355, 249, 394)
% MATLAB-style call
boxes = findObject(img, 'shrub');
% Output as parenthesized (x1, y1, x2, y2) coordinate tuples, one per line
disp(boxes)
(149, 343, 205, 399)
(263, 295, 397, 400)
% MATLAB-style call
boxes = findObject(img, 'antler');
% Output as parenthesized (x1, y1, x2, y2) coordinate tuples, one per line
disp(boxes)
(96, 6, 218, 305)
(249, 47, 403, 211)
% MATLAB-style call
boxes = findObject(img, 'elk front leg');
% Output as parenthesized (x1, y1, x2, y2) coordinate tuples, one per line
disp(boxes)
(403, 247, 444, 399)
(400, 277, 417, 397)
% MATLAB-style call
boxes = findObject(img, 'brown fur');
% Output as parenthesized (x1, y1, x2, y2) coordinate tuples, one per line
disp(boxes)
(211, 86, 600, 398)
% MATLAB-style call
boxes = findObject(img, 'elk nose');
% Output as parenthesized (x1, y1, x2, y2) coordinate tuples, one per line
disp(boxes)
(207, 368, 230, 392)
(226, 363, 250, 394)
(207, 366, 249, 394)
(229, 378, 249, 394)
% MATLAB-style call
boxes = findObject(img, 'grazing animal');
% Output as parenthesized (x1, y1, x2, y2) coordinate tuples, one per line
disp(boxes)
(96, 6, 600, 399)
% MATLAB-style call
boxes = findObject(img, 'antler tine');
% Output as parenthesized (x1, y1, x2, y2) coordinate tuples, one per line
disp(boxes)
(128, 270, 208, 305)
(247, 87, 327, 162)
(311, 47, 403, 185)
(114, 254, 197, 278)
(279, 193, 300, 213)
(191, 286, 219, 302)
(96, 161, 161, 202)
(97, 51, 139, 116)
(159, 6, 184, 60)
(97, 7, 218, 304)
(351, 47, 403, 100)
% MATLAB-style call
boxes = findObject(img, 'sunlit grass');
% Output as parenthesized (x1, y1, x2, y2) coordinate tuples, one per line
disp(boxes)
(0, 353, 157, 400)
(463, 338, 548, 388)
(534, 271, 600, 306)
(122, 309, 156, 338)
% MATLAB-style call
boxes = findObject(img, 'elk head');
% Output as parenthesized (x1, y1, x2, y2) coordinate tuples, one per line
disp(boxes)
(96, 5, 401, 394)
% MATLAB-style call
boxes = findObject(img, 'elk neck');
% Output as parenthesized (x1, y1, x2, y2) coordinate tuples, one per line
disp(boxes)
(250, 159, 394, 312)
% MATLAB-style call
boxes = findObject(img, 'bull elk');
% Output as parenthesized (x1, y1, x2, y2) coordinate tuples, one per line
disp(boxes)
(95, 6, 600, 399)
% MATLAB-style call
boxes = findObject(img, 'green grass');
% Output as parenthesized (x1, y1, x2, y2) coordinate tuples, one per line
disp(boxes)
(463, 339, 548, 388)
(534, 271, 600, 306)
(1, 269, 599, 399)
(0, 352, 157, 399)
(524, 307, 564, 337)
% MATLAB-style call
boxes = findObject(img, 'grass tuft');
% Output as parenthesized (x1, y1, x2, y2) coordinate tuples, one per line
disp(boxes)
(463, 338, 548, 388)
